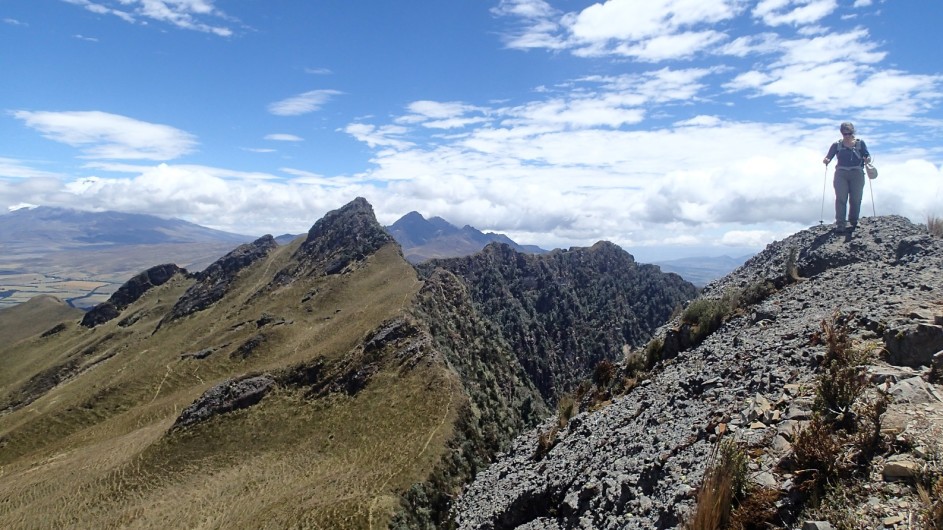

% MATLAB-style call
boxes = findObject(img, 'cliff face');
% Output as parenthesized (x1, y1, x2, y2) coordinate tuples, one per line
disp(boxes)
(455, 216, 943, 529)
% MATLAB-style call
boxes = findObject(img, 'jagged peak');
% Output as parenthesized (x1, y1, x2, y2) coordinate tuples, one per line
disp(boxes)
(265, 198, 397, 286)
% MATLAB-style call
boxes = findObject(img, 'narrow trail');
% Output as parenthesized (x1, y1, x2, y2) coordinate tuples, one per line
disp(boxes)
(366, 379, 455, 529)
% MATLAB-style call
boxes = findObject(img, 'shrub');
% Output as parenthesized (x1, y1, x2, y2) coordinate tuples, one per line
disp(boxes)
(685, 438, 748, 530)
(814, 313, 871, 428)
(851, 389, 889, 464)
(557, 393, 577, 428)
(739, 280, 775, 307)
(592, 359, 617, 388)
(791, 415, 845, 495)
(728, 487, 779, 530)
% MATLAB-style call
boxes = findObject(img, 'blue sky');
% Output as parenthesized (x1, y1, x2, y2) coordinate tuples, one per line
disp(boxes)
(2, 0, 941, 261)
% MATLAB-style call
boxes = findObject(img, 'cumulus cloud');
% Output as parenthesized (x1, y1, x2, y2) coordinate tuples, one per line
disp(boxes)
(11, 110, 197, 161)
(268, 90, 342, 116)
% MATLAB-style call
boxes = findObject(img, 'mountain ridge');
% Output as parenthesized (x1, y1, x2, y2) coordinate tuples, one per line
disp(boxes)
(0, 197, 695, 528)
(455, 215, 943, 529)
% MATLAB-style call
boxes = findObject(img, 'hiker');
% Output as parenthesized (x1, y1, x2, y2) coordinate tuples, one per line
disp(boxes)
(822, 122, 871, 231)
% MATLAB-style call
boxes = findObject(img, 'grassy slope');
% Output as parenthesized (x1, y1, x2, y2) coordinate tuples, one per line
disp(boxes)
(0, 294, 84, 347)
(0, 242, 461, 529)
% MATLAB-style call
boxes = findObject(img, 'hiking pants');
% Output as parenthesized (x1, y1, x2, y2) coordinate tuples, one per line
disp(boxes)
(834, 167, 865, 226)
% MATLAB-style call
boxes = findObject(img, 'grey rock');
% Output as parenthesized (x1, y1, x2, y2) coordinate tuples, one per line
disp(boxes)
(887, 376, 936, 404)
(173, 375, 275, 430)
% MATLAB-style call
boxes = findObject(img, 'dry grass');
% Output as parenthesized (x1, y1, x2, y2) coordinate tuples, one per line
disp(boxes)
(685, 438, 747, 530)
(0, 243, 463, 529)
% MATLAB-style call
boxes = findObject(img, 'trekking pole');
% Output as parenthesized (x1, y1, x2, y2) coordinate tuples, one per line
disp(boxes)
(820, 162, 829, 224)
(868, 166, 876, 217)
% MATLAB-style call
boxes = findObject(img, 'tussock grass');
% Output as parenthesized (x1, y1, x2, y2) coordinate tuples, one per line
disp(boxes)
(685, 438, 747, 530)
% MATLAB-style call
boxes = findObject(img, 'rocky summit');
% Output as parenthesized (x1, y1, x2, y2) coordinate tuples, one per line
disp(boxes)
(455, 215, 943, 529)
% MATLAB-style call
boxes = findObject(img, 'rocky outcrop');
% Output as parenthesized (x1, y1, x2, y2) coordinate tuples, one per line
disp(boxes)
(454, 216, 943, 529)
(162, 235, 277, 324)
(267, 198, 396, 287)
(172, 375, 276, 430)
(81, 263, 185, 327)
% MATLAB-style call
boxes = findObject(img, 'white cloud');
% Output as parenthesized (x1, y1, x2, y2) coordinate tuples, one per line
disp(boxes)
(4, 17, 28, 26)
(343, 123, 413, 150)
(753, 0, 837, 27)
(0, 158, 64, 179)
(495, 0, 745, 60)
(305, 67, 333, 75)
(264, 133, 304, 142)
(268, 90, 342, 116)
(11, 110, 197, 161)
(61, 0, 234, 35)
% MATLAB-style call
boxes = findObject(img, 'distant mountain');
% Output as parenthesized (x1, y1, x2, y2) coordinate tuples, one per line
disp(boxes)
(653, 254, 753, 287)
(0, 207, 255, 309)
(0, 206, 251, 250)
(386, 211, 546, 263)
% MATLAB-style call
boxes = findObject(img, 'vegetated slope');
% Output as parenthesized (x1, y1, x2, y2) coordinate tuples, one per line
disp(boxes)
(0, 199, 452, 529)
(0, 295, 83, 350)
(0, 198, 697, 529)
(420, 241, 697, 403)
(456, 215, 943, 529)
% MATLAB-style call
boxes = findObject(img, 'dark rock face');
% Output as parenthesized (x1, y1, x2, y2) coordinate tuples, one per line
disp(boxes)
(81, 264, 184, 327)
(454, 216, 943, 529)
(421, 241, 697, 402)
(172, 375, 275, 430)
(269, 198, 396, 286)
(163, 235, 277, 324)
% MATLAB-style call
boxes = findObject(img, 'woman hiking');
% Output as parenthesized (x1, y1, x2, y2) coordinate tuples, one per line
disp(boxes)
(822, 122, 872, 232)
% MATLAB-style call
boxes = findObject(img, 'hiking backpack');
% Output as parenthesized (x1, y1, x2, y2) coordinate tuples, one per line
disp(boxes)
(834, 138, 865, 166)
